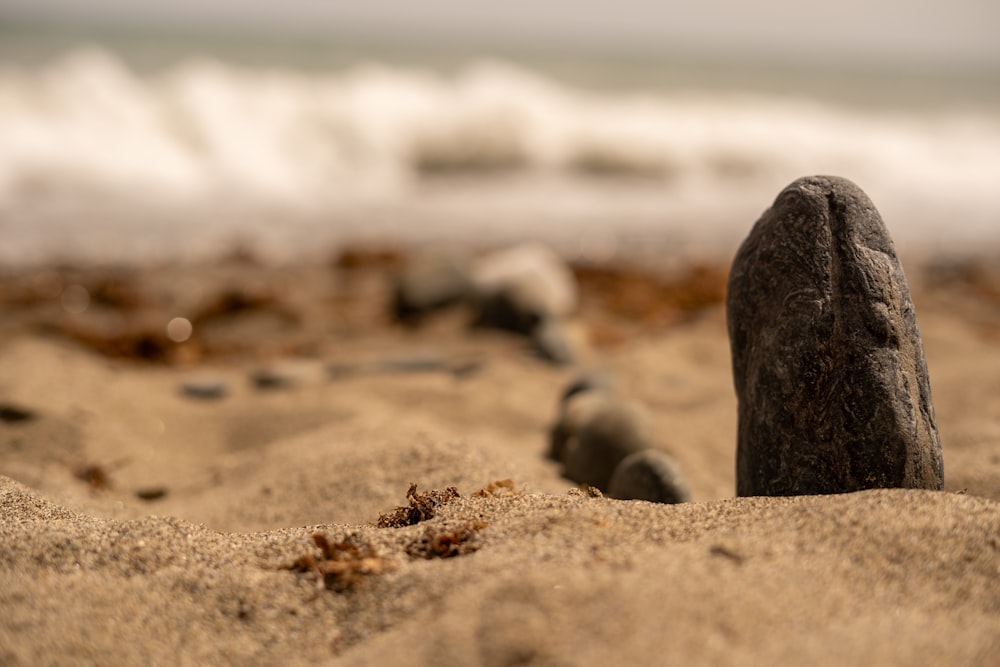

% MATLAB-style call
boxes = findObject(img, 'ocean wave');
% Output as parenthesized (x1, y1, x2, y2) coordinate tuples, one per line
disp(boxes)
(1, 47, 998, 250)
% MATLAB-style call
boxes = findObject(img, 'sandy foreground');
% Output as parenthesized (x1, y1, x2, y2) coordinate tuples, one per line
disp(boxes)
(1, 246, 999, 665)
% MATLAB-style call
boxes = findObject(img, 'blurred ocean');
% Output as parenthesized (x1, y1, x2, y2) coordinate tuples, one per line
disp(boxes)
(1, 24, 999, 264)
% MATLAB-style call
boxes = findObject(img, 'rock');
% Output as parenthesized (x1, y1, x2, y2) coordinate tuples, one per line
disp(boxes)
(556, 391, 653, 490)
(547, 373, 613, 462)
(531, 318, 577, 365)
(250, 368, 298, 390)
(472, 282, 546, 334)
(471, 243, 578, 335)
(135, 486, 169, 501)
(607, 449, 691, 504)
(180, 379, 229, 401)
(0, 403, 36, 423)
(393, 253, 474, 322)
(558, 372, 613, 406)
(376, 353, 448, 373)
(726, 175, 943, 496)
(250, 361, 323, 390)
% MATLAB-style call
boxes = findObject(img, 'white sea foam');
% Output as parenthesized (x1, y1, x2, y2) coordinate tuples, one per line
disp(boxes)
(1, 47, 998, 262)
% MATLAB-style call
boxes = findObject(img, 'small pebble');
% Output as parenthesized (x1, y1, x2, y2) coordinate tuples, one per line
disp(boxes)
(471, 243, 579, 335)
(135, 487, 169, 501)
(393, 253, 474, 322)
(558, 391, 653, 490)
(607, 449, 691, 504)
(548, 373, 613, 461)
(532, 318, 576, 365)
(377, 353, 447, 373)
(250, 368, 296, 390)
(0, 403, 36, 423)
(180, 379, 229, 400)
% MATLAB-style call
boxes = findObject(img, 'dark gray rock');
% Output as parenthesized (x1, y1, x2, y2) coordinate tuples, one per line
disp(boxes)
(607, 449, 691, 504)
(556, 391, 653, 490)
(393, 254, 473, 322)
(0, 403, 36, 423)
(180, 379, 229, 401)
(547, 373, 613, 462)
(470, 243, 578, 335)
(727, 175, 943, 496)
(558, 372, 613, 406)
(250, 368, 297, 390)
(472, 282, 545, 334)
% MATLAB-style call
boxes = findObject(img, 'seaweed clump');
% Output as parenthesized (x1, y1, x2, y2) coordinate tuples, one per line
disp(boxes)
(284, 533, 388, 592)
(473, 478, 518, 497)
(406, 521, 487, 559)
(376, 484, 460, 528)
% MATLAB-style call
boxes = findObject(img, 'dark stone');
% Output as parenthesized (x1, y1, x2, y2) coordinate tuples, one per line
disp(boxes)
(250, 368, 296, 390)
(727, 175, 943, 496)
(393, 254, 473, 322)
(377, 353, 447, 373)
(531, 318, 576, 366)
(607, 449, 691, 504)
(0, 404, 36, 423)
(547, 374, 613, 462)
(557, 392, 652, 490)
(472, 283, 545, 335)
(135, 487, 169, 501)
(470, 243, 578, 335)
(558, 373, 612, 406)
(180, 379, 229, 401)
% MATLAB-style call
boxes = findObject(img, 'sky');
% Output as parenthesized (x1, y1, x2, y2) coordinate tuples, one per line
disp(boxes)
(3, 0, 1000, 71)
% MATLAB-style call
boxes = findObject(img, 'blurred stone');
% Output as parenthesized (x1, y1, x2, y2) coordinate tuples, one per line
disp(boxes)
(393, 254, 474, 322)
(555, 390, 653, 490)
(180, 379, 229, 401)
(376, 353, 448, 373)
(558, 372, 613, 406)
(250, 361, 323, 390)
(0, 403, 36, 423)
(548, 373, 614, 462)
(532, 318, 577, 365)
(471, 243, 578, 335)
(251, 368, 297, 390)
(607, 449, 691, 504)
(727, 175, 944, 496)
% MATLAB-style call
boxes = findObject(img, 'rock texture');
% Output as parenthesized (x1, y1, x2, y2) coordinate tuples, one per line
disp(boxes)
(726, 175, 943, 496)
(607, 449, 691, 504)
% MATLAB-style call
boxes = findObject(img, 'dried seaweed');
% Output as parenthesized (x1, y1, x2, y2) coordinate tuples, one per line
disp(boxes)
(571, 261, 728, 332)
(284, 533, 389, 592)
(473, 479, 518, 497)
(375, 484, 460, 528)
(192, 288, 277, 323)
(62, 326, 175, 363)
(406, 521, 487, 559)
(333, 246, 404, 271)
(73, 464, 113, 490)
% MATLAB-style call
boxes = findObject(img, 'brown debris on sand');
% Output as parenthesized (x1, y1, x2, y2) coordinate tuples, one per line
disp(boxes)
(375, 484, 461, 528)
(405, 521, 487, 559)
(283, 532, 389, 592)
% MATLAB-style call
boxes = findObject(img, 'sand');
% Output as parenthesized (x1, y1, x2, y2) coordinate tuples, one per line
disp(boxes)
(1, 248, 999, 665)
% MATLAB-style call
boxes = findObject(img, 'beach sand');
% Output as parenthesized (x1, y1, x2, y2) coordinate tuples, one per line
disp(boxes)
(1, 247, 999, 665)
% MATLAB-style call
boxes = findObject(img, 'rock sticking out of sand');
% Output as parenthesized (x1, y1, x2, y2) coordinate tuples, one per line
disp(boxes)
(607, 449, 691, 504)
(727, 175, 944, 496)
(549, 378, 660, 491)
